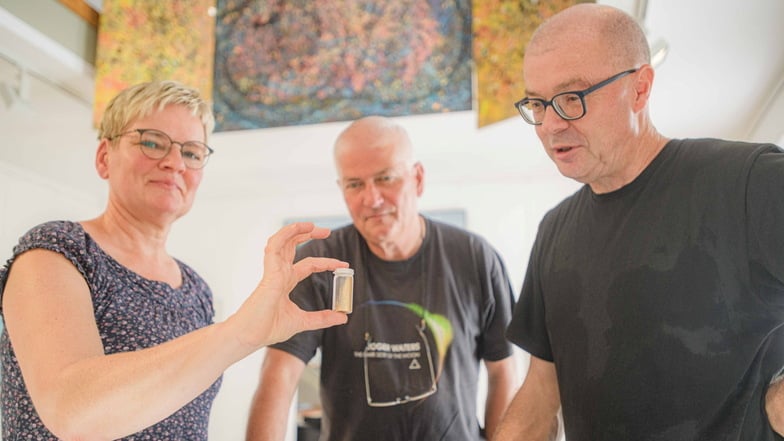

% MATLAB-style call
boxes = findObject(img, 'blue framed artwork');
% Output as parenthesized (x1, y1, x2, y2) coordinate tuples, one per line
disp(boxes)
(213, 0, 472, 131)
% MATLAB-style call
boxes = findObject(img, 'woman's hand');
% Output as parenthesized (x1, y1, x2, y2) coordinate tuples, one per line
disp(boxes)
(230, 222, 349, 350)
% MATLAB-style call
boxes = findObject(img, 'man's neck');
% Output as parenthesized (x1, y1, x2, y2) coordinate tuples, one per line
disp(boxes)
(367, 215, 426, 261)
(589, 132, 670, 194)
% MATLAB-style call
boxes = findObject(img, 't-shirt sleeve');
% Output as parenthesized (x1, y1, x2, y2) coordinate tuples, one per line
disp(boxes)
(746, 144, 784, 307)
(475, 242, 516, 362)
(506, 229, 554, 362)
(0, 221, 92, 314)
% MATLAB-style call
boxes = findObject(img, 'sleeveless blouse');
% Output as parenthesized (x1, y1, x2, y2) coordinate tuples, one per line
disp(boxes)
(0, 220, 221, 440)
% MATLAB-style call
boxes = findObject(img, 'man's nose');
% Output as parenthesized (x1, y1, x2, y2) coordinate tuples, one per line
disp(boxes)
(361, 183, 383, 207)
(539, 104, 570, 132)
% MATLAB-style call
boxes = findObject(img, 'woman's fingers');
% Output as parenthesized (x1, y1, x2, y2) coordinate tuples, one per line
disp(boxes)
(265, 223, 330, 252)
(292, 257, 349, 283)
(299, 310, 349, 332)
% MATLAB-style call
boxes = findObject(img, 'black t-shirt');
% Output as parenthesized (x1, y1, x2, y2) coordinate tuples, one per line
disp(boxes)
(508, 139, 784, 440)
(273, 217, 515, 441)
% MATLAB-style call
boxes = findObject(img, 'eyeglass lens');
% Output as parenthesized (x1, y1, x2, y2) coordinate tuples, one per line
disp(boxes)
(515, 68, 638, 125)
(519, 94, 584, 124)
(137, 129, 211, 169)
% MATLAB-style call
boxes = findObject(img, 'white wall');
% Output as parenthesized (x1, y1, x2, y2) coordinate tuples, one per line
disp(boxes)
(0, 161, 103, 259)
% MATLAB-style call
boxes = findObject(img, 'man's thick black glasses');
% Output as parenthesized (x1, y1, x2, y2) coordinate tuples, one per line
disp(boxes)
(514, 68, 638, 125)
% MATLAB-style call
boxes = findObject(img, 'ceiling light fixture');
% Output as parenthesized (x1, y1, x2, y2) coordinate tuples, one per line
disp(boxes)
(633, 0, 670, 69)
(650, 39, 670, 69)
(0, 62, 30, 109)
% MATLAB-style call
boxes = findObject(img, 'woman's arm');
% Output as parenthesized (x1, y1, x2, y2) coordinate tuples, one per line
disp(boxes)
(3, 222, 347, 440)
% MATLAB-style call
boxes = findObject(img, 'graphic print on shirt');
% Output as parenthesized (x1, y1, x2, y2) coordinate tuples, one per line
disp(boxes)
(353, 300, 453, 407)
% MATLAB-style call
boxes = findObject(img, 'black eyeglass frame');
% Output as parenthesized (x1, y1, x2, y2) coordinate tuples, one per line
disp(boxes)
(109, 128, 215, 169)
(514, 68, 639, 125)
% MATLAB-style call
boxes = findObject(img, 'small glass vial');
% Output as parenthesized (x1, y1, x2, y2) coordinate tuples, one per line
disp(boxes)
(332, 268, 354, 313)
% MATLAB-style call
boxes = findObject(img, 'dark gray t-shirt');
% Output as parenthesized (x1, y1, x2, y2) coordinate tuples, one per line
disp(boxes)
(508, 139, 784, 441)
(273, 217, 515, 441)
(0, 221, 221, 440)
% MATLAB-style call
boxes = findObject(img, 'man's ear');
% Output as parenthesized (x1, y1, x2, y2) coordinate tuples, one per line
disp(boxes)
(95, 139, 111, 179)
(632, 64, 655, 112)
(414, 161, 425, 197)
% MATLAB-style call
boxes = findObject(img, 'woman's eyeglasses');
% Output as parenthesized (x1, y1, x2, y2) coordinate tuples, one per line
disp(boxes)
(110, 128, 214, 169)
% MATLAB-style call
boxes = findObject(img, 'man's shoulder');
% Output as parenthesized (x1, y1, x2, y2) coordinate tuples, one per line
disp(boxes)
(429, 217, 470, 235)
(664, 138, 783, 181)
(672, 137, 780, 159)
(427, 218, 500, 256)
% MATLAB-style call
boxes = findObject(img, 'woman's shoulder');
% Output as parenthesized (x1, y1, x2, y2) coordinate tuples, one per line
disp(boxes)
(1, 221, 94, 304)
(23, 220, 84, 237)
(15, 220, 86, 251)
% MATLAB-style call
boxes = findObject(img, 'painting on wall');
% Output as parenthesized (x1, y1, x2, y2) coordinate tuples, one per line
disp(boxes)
(212, 0, 473, 132)
(473, 0, 593, 127)
(93, 0, 217, 128)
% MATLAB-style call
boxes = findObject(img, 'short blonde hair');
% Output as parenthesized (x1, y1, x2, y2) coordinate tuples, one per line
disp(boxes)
(97, 80, 214, 140)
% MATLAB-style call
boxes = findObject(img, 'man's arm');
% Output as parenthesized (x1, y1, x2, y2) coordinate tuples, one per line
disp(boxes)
(483, 356, 519, 440)
(492, 355, 561, 441)
(246, 348, 307, 441)
(766, 374, 784, 435)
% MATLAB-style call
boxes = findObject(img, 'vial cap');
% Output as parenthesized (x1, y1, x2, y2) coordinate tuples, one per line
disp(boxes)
(334, 268, 354, 276)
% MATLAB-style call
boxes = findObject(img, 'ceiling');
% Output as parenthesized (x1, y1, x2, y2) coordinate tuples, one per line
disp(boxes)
(0, 0, 782, 200)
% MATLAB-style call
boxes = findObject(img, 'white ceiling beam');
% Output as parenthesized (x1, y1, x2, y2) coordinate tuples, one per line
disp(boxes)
(0, 6, 94, 106)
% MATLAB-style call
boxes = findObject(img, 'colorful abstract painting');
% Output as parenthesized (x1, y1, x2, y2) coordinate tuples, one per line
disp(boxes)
(473, 0, 593, 127)
(212, 0, 472, 132)
(93, 0, 216, 128)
